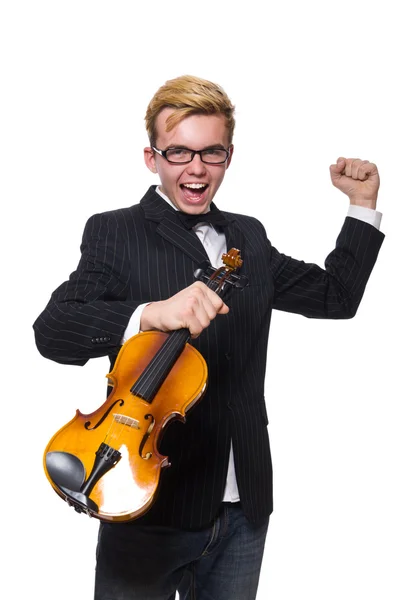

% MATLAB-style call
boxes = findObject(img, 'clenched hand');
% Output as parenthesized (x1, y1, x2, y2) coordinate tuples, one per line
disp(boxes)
(329, 157, 380, 210)
(140, 281, 229, 338)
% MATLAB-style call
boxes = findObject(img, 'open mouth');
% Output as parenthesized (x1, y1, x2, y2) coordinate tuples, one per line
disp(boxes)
(180, 183, 209, 202)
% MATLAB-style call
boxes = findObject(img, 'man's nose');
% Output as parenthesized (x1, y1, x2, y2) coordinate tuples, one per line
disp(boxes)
(186, 153, 207, 174)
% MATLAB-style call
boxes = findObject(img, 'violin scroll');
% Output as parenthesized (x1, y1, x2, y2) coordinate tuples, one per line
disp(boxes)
(222, 248, 243, 271)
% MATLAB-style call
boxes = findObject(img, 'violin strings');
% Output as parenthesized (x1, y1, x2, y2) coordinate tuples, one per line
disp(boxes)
(134, 330, 188, 399)
(104, 416, 117, 444)
(104, 414, 129, 447)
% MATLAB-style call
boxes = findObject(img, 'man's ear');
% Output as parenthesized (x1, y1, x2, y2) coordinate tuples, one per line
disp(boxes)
(144, 147, 157, 173)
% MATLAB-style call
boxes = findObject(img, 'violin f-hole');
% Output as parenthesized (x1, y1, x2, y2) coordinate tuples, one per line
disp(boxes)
(84, 399, 125, 430)
(139, 414, 155, 460)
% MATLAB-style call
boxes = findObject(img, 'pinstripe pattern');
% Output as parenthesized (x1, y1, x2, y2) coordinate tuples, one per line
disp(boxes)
(33, 186, 384, 528)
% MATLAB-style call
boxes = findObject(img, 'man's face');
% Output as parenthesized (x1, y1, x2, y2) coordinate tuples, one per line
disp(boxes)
(144, 108, 233, 214)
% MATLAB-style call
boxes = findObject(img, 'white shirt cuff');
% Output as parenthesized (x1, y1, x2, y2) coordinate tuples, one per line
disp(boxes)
(347, 205, 382, 230)
(121, 303, 151, 344)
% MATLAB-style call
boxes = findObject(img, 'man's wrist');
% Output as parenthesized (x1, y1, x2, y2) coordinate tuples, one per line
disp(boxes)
(140, 302, 160, 331)
(122, 303, 151, 344)
(349, 196, 377, 210)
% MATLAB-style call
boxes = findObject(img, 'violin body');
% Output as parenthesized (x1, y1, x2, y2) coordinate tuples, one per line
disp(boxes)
(44, 331, 207, 522)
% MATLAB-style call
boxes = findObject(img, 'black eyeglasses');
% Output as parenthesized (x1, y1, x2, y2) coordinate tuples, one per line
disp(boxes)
(152, 146, 230, 165)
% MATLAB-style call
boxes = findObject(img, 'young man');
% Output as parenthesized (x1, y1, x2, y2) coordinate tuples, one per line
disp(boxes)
(34, 75, 384, 600)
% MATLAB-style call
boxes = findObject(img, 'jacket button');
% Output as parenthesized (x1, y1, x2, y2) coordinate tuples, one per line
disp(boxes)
(91, 338, 97, 344)
(225, 352, 232, 360)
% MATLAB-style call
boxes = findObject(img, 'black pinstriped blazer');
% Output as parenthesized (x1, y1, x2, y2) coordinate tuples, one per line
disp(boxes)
(33, 186, 384, 529)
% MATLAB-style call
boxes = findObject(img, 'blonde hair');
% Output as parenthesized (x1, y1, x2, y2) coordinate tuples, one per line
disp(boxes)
(145, 75, 235, 146)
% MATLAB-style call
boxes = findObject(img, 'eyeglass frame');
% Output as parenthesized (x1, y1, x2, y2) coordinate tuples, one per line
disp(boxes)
(151, 145, 231, 165)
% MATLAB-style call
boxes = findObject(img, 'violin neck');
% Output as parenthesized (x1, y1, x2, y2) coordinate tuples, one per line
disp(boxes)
(130, 328, 190, 403)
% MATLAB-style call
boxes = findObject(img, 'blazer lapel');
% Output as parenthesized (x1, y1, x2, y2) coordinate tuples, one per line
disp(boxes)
(157, 218, 210, 264)
(140, 186, 209, 264)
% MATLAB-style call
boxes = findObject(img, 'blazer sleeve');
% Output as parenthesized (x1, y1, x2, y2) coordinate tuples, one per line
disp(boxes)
(33, 211, 140, 365)
(269, 217, 384, 318)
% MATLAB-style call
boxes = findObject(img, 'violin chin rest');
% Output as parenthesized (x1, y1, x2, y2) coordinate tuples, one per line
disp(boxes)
(46, 451, 86, 492)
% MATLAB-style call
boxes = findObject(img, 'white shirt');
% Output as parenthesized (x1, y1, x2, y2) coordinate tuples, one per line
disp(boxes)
(122, 186, 382, 502)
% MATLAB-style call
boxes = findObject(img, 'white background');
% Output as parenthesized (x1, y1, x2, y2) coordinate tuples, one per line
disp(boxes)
(1, 1, 396, 598)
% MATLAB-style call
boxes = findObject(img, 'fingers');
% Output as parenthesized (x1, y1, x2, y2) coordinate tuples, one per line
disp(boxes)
(357, 161, 378, 181)
(334, 157, 346, 173)
(349, 159, 368, 179)
(181, 282, 229, 337)
(332, 157, 377, 180)
(329, 157, 346, 181)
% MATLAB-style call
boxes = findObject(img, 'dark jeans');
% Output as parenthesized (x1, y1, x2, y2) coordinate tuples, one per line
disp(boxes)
(94, 502, 269, 600)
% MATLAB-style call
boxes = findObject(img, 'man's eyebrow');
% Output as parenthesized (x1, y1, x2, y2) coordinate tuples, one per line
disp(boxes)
(163, 145, 190, 150)
(201, 144, 227, 150)
(163, 144, 227, 151)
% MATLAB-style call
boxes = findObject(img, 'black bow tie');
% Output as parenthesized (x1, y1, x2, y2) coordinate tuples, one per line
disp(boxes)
(177, 207, 229, 230)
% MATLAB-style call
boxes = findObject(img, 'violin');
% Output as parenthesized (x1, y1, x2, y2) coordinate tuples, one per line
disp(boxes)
(43, 248, 247, 522)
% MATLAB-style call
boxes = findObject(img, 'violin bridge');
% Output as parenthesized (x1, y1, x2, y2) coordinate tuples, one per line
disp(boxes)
(114, 413, 140, 430)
